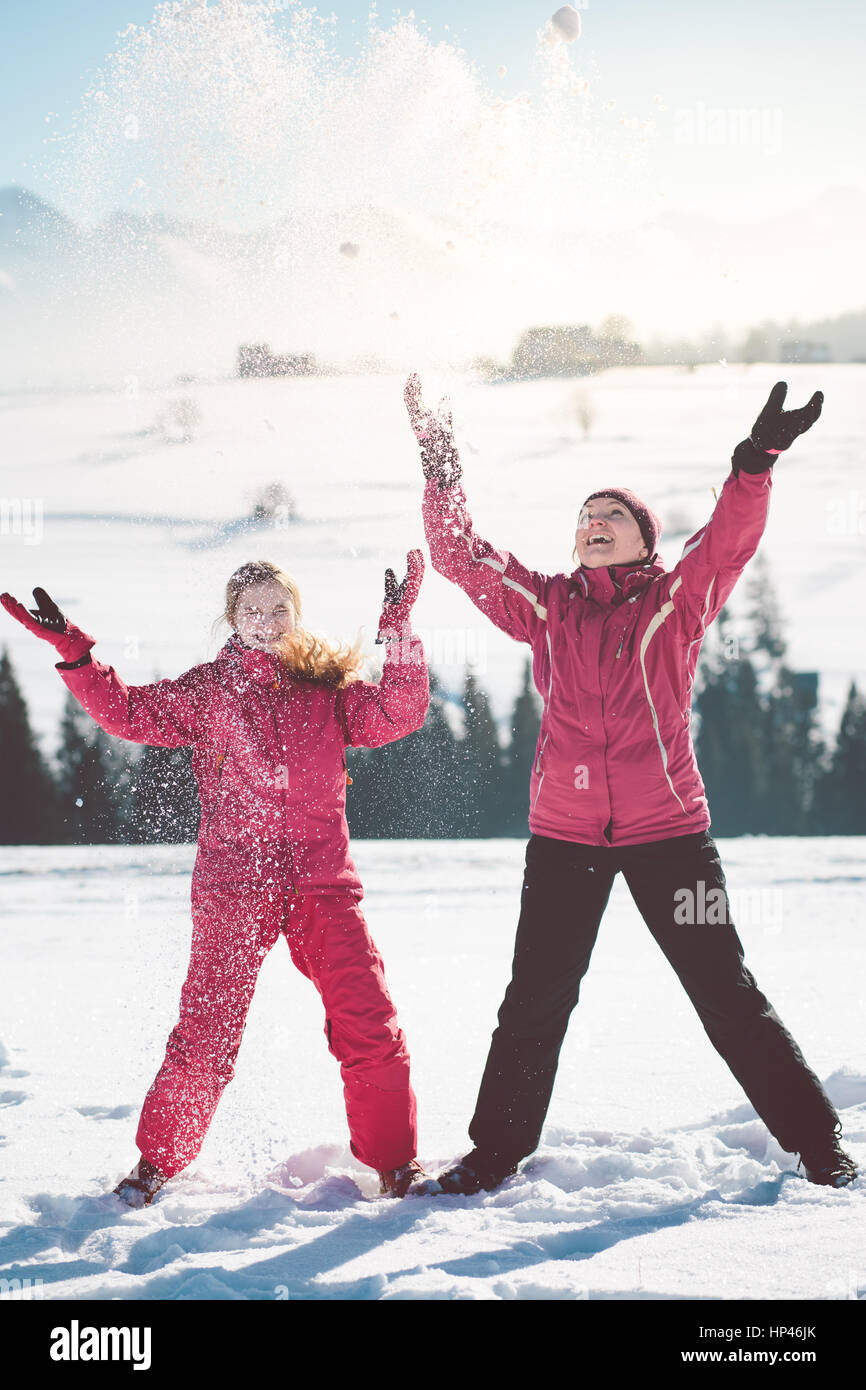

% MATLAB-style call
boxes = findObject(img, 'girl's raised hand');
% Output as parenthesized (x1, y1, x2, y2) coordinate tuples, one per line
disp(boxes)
(0, 587, 95, 664)
(376, 549, 425, 644)
(403, 373, 462, 491)
(749, 381, 824, 453)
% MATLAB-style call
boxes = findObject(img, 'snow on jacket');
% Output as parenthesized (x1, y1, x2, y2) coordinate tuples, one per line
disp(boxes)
(422, 468, 773, 846)
(56, 632, 430, 893)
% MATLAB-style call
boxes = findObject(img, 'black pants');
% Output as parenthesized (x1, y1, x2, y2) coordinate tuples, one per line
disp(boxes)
(469, 831, 839, 1163)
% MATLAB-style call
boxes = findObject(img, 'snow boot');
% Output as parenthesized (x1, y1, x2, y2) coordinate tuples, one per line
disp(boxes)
(798, 1133, 858, 1188)
(437, 1148, 519, 1195)
(377, 1159, 430, 1198)
(113, 1156, 169, 1208)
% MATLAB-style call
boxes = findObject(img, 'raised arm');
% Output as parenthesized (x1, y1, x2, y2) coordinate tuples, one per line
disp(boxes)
(0, 587, 204, 746)
(669, 381, 823, 634)
(405, 374, 551, 646)
(335, 550, 430, 748)
(57, 660, 205, 747)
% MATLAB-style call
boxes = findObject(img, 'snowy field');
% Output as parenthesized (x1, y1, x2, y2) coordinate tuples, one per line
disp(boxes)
(1, 837, 864, 1307)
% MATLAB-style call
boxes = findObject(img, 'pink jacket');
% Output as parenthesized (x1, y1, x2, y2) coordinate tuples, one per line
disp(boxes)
(57, 633, 429, 893)
(423, 468, 773, 846)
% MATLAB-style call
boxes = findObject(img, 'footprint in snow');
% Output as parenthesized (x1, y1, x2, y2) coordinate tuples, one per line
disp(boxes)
(297, 1174, 365, 1209)
(0, 1039, 29, 1080)
(0, 1090, 28, 1108)
(75, 1104, 138, 1121)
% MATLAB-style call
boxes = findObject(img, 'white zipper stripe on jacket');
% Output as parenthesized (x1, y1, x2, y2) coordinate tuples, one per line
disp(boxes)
(685, 577, 715, 697)
(532, 627, 554, 810)
(679, 528, 707, 561)
(457, 531, 548, 621)
(638, 575, 688, 814)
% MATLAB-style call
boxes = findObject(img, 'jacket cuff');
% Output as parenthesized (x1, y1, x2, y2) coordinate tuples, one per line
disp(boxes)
(732, 438, 777, 477)
(56, 652, 93, 670)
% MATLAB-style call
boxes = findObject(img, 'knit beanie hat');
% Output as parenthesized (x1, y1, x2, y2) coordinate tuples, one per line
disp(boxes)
(582, 488, 662, 558)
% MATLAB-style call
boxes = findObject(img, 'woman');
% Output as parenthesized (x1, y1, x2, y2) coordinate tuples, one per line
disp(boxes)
(1, 552, 430, 1204)
(404, 374, 856, 1194)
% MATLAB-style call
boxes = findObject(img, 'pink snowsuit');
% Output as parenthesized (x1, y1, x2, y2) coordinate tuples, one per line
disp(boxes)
(57, 631, 429, 1176)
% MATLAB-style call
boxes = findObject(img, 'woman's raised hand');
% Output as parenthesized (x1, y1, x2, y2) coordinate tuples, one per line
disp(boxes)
(376, 549, 425, 644)
(749, 381, 824, 453)
(404, 373, 462, 491)
(0, 587, 95, 664)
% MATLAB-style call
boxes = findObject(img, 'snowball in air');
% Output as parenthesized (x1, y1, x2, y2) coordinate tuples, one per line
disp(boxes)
(551, 6, 581, 42)
(339, 242, 360, 258)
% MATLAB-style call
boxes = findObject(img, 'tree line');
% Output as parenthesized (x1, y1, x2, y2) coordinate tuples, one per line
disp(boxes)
(1, 566, 864, 843)
(688, 556, 865, 836)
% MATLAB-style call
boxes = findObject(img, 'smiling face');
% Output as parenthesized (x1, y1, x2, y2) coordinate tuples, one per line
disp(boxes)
(574, 496, 649, 569)
(232, 579, 297, 651)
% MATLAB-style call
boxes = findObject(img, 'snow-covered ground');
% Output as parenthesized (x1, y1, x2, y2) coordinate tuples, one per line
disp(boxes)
(1, 837, 864, 1304)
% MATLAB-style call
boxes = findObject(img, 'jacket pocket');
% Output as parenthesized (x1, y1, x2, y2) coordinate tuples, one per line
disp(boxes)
(203, 749, 229, 842)
(531, 732, 549, 811)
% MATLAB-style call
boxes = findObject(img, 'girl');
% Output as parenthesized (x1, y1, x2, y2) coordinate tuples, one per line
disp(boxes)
(404, 374, 856, 1194)
(2, 552, 430, 1204)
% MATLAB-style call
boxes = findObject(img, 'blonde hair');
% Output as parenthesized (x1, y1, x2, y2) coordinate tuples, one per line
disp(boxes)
(215, 560, 365, 689)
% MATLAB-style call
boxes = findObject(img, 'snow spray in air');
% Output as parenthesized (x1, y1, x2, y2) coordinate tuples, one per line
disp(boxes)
(20, 0, 655, 387)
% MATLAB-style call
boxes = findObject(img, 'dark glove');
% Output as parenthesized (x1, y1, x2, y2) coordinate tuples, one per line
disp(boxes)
(0, 587, 95, 665)
(732, 381, 824, 476)
(404, 373, 462, 491)
(375, 549, 424, 644)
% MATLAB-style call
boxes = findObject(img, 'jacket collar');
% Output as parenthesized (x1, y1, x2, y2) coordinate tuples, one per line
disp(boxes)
(218, 634, 283, 686)
(570, 558, 666, 604)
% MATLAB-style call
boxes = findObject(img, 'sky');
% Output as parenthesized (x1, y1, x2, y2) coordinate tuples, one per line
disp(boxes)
(0, 0, 864, 357)
(3, 0, 864, 222)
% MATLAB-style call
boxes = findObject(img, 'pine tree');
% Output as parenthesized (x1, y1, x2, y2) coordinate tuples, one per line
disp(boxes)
(129, 744, 200, 843)
(403, 670, 465, 836)
(742, 559, 823, 832)
(744, 551, 787, 663)
(696, 560, 826, 835)
(694, 616, 767, 834)
(343, 743, 378, 837)
(348, 735, 413, 837)
(459, 667, 505, 836)
(0, 647, 60, 843)
(502, 656, 542, 836)
(812, 681, 866, 833)
(345, 669, 465, 837)
(55, 693, 128, 844)
(759, 667, 823, 833)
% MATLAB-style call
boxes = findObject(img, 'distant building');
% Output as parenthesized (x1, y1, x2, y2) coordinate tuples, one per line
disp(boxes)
(237, 343, 317, 377)
(596, 337, 642, 368)
(779, 339, 832, 364)
(511, 324, 642, 378)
